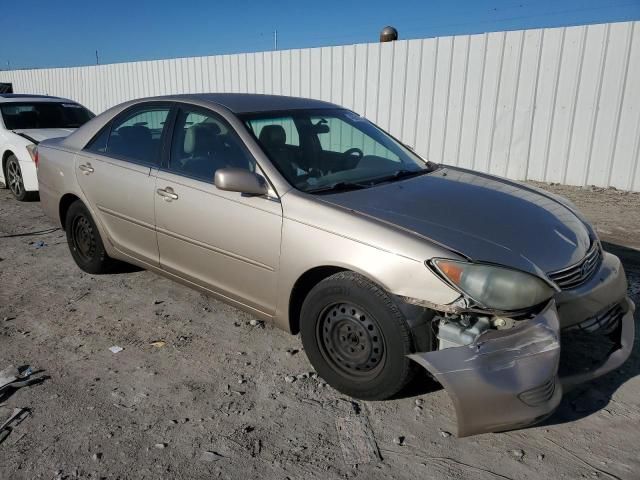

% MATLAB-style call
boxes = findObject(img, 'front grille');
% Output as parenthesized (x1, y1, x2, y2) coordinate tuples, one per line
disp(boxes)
(518, 379, 556, 406)
(558, 302, 624, 378)
(564, 303, 623, 334)
(547, 243, 602, 290)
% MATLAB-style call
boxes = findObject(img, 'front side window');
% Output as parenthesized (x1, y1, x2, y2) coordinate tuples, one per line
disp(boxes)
(242, 109, 430, 193)
(0, 102, 93, 130)
(92, 107, 170, 165)
(169, 107, 255, 182)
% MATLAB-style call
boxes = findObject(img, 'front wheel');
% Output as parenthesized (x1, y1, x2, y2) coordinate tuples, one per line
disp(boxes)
(300, 271, 417, 400)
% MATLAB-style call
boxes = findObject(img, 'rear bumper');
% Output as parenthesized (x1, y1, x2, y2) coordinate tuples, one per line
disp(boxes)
(19, 158, 39, 191)
(409, 296, 635, 437)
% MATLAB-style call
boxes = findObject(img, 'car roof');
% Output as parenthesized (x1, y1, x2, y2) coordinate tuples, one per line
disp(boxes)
(0, 94, 73, 103)
(154, 93, 341, 114)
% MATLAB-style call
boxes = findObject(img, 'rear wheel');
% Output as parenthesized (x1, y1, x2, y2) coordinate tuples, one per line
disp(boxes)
(300, 271, 417, 400)
(5, 155, 36, 201)
(65, 200, 115, 274)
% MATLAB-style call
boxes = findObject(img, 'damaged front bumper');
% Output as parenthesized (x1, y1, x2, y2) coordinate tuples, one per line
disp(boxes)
(409, 296, 635, 437)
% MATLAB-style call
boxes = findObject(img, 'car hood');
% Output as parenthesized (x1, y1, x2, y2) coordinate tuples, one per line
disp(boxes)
(320, 167, 592, 276)
(12, 128, 76, 143)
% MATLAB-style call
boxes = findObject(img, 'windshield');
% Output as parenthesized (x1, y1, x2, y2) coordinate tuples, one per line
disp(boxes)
(242, 109, 433, 193)
(0, 102, 94, 130)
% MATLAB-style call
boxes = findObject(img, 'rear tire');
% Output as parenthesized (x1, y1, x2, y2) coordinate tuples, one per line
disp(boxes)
(65, 200, 115, 274)
(5, 155, 36, 201)
(300, 271, 417, 400)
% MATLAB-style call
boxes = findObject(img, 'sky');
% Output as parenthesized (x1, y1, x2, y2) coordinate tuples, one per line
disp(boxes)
(2, 0, 639, 69)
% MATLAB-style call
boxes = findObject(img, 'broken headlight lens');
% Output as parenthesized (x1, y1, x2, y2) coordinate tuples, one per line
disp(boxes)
(431, 259, 554, 311)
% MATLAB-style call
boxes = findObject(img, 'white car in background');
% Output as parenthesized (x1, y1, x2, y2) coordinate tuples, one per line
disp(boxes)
(0, 94, 94, 200)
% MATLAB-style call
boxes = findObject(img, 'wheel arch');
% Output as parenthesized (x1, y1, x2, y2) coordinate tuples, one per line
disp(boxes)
(59, 193, 81, 231)
(2, 149, 15, 178)
(288, 266, 348, 334)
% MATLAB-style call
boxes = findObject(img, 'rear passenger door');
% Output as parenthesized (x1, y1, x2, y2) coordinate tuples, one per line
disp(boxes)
(154, 105, 283, 316)
(77, 103, 171, 266)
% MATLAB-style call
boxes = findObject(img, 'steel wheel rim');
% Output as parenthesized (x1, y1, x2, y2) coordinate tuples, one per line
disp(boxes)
(7, 160, 23, 197)
(71, 215, 96, 262)
(317, 302, 386, 379)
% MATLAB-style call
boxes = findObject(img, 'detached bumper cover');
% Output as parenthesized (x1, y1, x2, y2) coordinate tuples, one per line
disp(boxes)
(409, 297, 635, 437)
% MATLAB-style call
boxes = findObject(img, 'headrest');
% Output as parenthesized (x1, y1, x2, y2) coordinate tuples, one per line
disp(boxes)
(259, 125, 286, 148)
(117, 125, 151, 142)
(184, 123, 221, 155)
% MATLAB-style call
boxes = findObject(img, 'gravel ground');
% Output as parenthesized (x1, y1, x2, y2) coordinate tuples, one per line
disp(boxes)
(0, 183, 639, 480)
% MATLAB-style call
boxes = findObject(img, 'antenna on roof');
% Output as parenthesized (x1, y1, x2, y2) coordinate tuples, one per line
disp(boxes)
(274, 30, 278, 51)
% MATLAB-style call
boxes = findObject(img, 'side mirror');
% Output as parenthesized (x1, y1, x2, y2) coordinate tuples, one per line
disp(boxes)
(214, 168, 269, 196)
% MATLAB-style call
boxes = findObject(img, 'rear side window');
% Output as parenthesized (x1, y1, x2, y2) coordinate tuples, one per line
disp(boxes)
(86, 127, 109, 153)
(86, 106, 170, 166)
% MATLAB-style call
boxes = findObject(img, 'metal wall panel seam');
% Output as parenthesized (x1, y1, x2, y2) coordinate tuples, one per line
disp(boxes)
(605, 22, 635, 187)
(398, 39, 411, 141)
(410, 39, 425, 150)
(561, 26, 588, 184)
(426, 37, 440, 159)
(374, 43, 382, 123)
(583, 23, 612, 186)
(630, 104, 640, 191)
(541, 27, 567, 182)
(454, 35, 471, 167)
(439, 37, 454, 164)
(470, 33, 489, 171)
(504, 30, 526, 178)
(486, 31, 507, 174)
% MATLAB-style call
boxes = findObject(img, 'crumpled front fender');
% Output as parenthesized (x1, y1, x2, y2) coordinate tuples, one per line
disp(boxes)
(409, 300, 563, 437)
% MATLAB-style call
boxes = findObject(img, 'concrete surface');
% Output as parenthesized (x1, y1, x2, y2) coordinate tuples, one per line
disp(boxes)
(0, 183, 639, 480)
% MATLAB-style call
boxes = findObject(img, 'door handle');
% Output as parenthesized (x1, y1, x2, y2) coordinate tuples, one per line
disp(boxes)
(157, 187, 178, 201)
(79, 163, 94, 175)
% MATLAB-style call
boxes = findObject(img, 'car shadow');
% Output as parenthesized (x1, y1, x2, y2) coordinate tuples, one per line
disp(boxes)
(540, 241, 640, 427)
(106, 262, 145, 274)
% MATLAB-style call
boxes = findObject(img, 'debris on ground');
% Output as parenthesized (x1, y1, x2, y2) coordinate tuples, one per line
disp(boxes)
(0, 365, 47, 399)
(439, 430, 451, 438)
(201, 450, 224, 462)
(154, 442, 167, 449)
(284, 375, 296, 383)
(108, 346, 124, 354)
(510, 449, 525, 460)
(0, 407, 30, 445)
(150, 341, 166, 348)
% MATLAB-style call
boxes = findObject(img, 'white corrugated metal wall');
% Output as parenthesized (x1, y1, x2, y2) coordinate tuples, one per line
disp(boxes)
(2, 21, 639, 190)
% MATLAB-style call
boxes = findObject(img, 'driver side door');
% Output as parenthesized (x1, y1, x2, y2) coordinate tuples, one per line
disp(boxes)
(154, 104, 283, 316)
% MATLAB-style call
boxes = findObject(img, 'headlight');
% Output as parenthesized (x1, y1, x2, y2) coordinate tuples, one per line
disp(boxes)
(430, 259, 554, 311)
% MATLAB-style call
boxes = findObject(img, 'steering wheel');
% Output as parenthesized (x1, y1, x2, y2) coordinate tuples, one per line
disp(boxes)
(343, 147, 364, 160)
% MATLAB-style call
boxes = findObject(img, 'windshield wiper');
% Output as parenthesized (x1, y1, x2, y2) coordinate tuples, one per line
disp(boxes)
(306, 181, 369, 194)
(369, 168, 430, 185)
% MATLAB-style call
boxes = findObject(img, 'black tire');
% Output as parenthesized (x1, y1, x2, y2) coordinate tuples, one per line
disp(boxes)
(300, 271, 417, 400)
(65, 200, 114, 274)
(5, 155, 37, 201)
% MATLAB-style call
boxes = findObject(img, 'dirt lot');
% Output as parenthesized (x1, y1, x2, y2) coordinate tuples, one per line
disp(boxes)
(1, 183, 639, 480)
